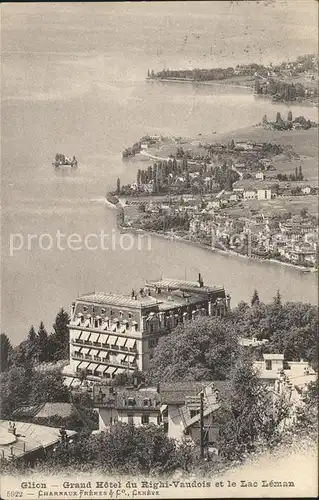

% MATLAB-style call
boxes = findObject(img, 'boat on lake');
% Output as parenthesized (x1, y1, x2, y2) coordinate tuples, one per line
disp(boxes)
(53, 153, 78, 168)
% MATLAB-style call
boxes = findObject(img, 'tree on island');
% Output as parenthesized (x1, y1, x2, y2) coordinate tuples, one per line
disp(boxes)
(276, 112, 282, 123)
(116, 178, 121, 194)
(262, 114, 268, 125)
(251, 289, 260, 307)
(287, 110, 293, 122)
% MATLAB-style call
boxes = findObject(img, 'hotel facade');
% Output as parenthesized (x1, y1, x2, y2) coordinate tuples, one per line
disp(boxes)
(63, 275, 230, 385)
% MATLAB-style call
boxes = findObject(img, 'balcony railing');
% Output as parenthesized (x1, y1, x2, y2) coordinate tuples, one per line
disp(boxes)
(72, 353, 138, 369)
(72, 339, 137, 354)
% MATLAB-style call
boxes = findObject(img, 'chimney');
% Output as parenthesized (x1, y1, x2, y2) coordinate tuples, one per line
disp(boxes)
(198, 272, 204, 287)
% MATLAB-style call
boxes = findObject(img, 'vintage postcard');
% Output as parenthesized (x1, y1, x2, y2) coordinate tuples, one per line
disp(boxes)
(1, 1, 318, 498)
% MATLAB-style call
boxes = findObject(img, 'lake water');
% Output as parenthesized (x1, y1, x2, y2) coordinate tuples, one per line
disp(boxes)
(1, 2, 318, 343)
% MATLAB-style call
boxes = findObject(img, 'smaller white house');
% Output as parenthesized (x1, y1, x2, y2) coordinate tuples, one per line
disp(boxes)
(238, 337, 269, 347)
(255, 172, 265, 180)
(254, 354, 316, 389)
(244, 190, 257, 200)
(301, 186, 311, 195)
(257, 189, 272, 200)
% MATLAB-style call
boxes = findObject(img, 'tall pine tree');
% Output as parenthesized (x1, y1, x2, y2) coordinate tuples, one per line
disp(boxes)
(273, 289, 282, 308)
(51, 308, 70, 361)
(251, 289, 260, 307)
(38, 321, 50, 362)
(0, 333, 13, 373)
(27, 325, 39, 361)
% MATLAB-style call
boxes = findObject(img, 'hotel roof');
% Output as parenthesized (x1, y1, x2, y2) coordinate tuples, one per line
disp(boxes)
(146, 278, 224, 293)
(78, 292, 159, 309)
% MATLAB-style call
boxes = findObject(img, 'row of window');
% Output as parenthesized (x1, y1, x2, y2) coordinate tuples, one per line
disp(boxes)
(77, 317, 139, 332)
(73, 340, 137, 352)
(81, 306, 133, 319)
(126, 414, 160, 425)
(74, 353, 137, 366)
(76, 368, 115, 378)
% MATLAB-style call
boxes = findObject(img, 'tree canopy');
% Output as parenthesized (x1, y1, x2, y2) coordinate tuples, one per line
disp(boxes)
(219, 352, 290, 461)
(229, 297, 318, 367)
(0, 333, 13, 373)
(147, 316, 239, 384)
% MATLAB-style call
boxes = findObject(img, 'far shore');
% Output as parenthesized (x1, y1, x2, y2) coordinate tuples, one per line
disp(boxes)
(146, 76, 254, 91)
(146, 77, 318, 107)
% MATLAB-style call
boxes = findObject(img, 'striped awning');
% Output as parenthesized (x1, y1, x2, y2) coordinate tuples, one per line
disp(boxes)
(90, 332, 100, 342)
(74, 360, 84, 371)
(103, 365, 116, 375)
(126, 338, 136, 348)
(77, 361, 90, 370)
(80, 347, 90, 355)
(107, 335, 118, 345)
(117, 337, 127, 347)
(118, 353, 127, 362)
(81, 331, 91, 342)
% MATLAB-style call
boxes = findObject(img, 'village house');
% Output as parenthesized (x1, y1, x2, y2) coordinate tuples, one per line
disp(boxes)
(301, 185, 311, 195)
(254, 354, 316, 390)
(93, 381, 226, 449)
(234, 141, 254, 151)
(257, 188, 272, 200)
(243, 190, 257, 200)
(254, 353, 316, 430)
(255, 172, 265, 180)
(238, 337, 269, 347)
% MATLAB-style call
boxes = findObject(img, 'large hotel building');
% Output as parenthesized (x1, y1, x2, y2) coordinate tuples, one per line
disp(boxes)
(63, 274, 231, 385)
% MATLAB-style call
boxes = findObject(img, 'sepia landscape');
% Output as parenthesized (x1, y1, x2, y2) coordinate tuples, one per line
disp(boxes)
(1, 1, 318, 498)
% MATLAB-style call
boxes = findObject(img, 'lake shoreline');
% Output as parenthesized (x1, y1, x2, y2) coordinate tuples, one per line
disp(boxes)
(146, 77, 318, 107)
(107, 196, 316, 274)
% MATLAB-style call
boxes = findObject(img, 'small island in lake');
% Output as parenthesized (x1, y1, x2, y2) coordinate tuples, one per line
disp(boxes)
(53, 153, 78, 168)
